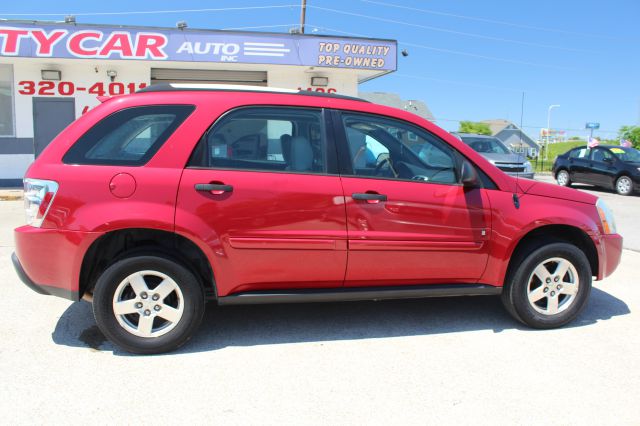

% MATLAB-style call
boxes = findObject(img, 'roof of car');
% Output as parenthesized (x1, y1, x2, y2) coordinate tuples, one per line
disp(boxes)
(453, 133, 499, 139)
(138, 83, 369, 103)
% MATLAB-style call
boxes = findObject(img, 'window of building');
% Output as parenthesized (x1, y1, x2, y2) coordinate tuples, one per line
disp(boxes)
(189, 107, 326, 174)
(0, 65, 15, 137)
(63, 105, 194, 165)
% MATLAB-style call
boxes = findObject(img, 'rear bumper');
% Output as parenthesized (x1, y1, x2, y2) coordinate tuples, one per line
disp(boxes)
(596, 233, 623, 280)
(13, 225, 102, 301)
(12, 252, 78, 300)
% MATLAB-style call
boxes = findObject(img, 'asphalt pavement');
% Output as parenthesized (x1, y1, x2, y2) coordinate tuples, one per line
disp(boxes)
(1, 181, 639, 424)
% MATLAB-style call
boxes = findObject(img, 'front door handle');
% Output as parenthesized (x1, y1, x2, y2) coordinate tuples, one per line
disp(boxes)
(352, 192, 387, 204)
(195, 183, 233, 195)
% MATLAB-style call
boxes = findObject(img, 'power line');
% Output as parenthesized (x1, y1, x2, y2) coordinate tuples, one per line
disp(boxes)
(0, 4, 298, 17)
(361, 0, 624, 41)
(309, 25, 575, 71)
(395, 73, 524, 93)
(308, 5, 600, 54)
(222, 23, 298, 31)
(400, 41, 576, 71)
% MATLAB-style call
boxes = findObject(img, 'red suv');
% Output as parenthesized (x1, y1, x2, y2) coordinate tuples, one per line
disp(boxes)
(13, 85, 623, 354)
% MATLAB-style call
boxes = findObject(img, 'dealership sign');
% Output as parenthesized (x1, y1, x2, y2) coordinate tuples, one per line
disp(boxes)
(0, 23, 396, 71)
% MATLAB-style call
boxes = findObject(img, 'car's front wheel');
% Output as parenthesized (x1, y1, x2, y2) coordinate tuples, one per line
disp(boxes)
(93, 255, 205, 354)
(502, 242, 591, 329)
(615, 175, 633, 196)
(556, 169, 571, 187)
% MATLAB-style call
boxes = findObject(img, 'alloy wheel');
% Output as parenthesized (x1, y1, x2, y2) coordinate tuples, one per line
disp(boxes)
(526, 257, 579, 315)
(616, 176, 632, 195)
(557, 171, 569, 186)
(112, 270, 184, 338)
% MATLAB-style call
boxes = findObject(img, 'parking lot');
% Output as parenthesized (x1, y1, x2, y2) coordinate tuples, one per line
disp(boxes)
(1, 179, 639, 424)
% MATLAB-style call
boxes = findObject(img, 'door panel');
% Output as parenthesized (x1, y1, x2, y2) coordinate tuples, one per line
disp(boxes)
(176, 170, 348, 296)
(589, 148, 616, 187)
(342, 177, 491, 286)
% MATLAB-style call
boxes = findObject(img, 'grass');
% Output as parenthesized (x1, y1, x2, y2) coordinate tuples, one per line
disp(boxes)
(531, 140, 586, 172)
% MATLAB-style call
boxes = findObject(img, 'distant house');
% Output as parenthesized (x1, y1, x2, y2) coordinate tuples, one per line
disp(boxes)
(482, 119, 539, 157)
(359, 92, 435, 121)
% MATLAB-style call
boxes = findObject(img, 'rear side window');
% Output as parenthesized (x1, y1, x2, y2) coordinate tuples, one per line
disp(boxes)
(188, 107, 326, 174)
(63, 105, 194, 166)
(568, 148, 590, 159)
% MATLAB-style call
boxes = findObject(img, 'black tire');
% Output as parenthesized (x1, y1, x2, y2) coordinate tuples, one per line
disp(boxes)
(93, 255, 205, 354)
(501, 243, 591, 329)
(615, 175, 633, 196)
(556, 169, 571, 187)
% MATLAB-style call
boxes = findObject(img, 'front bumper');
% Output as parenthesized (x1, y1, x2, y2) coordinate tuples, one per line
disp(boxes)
(504, 172, 535, 179)
(596, 233, 623, 280)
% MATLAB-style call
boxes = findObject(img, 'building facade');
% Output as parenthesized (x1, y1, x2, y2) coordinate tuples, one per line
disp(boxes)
(0, 21, 397, 185)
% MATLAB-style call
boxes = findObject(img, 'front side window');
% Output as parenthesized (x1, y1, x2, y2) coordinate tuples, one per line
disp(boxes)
(591, 148, 613, 163)
(0, 64, 14, 137)
(341, 113, 457, 184)
(63, 105, 194, 166)
(189, 107, 326, 174)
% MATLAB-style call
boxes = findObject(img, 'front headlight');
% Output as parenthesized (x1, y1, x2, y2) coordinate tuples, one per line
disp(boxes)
(523, 161, 532, 173)
(596, 199, 617, 234)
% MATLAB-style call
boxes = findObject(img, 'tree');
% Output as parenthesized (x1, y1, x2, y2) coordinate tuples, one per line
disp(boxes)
(619, 125, 640, 148)
(458, 121, 491, 135)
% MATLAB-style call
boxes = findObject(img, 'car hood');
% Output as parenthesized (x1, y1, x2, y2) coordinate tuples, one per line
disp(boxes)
(512, 177, 597, 204)
(482, 153, 527, 163)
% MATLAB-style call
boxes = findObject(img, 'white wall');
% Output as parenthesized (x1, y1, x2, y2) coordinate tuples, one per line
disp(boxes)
(5, 58, 151, 138)
(267, 66, 358, 96)
(0, 58, 362, 181)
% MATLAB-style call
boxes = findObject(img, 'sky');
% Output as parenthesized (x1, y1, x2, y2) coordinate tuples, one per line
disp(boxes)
(2, 0, 639, 140)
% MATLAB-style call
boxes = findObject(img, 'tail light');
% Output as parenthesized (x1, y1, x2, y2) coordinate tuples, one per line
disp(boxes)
(24, 178, 59, 227)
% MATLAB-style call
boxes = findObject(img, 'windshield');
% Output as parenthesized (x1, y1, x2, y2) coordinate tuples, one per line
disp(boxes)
(461, 136, 512, 155)
(609, 147, 640, 162)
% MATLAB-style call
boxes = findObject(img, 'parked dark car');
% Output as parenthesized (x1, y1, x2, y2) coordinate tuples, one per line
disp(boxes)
(553, 145, 640, 195)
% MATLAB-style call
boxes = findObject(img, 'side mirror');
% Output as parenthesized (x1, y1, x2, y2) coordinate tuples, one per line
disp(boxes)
(460, 160, 480, 188)
(603, 157, 614, 163)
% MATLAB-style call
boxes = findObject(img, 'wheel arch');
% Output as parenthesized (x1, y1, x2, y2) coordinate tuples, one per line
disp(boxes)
(504, 224, 598, 286)
(79, 228, 216, 300)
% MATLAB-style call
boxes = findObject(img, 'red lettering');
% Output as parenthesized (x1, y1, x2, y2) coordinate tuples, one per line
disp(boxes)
(31, 29, 67, 56)
(135, 33, 167, 58)
(99, 32, 133, 57)
(0, 28, 29, 54)
(68, 31, 102, 56)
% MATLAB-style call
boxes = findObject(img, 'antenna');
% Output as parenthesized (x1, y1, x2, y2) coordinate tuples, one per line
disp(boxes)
(513, 91, 525, 209)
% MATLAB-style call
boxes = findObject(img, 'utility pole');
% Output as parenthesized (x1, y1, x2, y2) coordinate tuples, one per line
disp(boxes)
(300, 0, 307, 34)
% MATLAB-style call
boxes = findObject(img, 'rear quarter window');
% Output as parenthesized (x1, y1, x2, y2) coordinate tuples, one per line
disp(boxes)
(63, 105, 194, 166)
(568, 148, 590, 159)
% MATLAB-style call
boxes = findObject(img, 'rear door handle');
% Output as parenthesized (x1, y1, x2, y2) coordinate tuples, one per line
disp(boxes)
(352, 192, 387, 203)
(195, 183, 233, 195)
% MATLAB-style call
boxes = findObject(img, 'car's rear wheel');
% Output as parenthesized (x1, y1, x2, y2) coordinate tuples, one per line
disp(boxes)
(556, 169, 571, 187)
(615, 175, 633, 196)
(502, 243, 591, 328)
(93, 255, 205, 354)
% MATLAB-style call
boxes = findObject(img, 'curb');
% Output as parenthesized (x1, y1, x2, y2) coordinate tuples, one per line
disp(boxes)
(0, 192, 23, 201)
